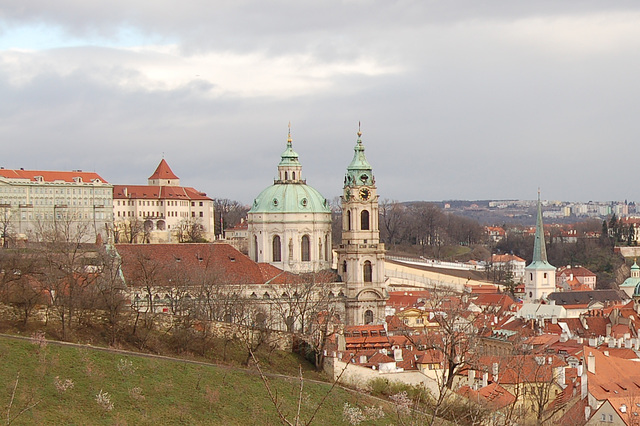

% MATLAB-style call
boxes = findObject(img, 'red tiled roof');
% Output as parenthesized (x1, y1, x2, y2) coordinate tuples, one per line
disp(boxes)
(584, 346, 640, 402)
(556, 396, 587, 425)
(0, 168, 108, 183)
(386, 291, 431, 309)
(491, 254, 525, 263)
(115, 243, 315, 286)
(113, 184, 211, 201)
(475, 355, 566, 384)
(458, 383, 516, 409)
(149, 159, 179, 180)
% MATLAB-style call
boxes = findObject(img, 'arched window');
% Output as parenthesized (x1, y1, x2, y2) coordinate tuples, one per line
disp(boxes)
(364, 310, 374, 324)
(343, 260, 347, 275)
(361, 210, 370, 230)
(284, 171, 288, 180)
(272, 235, 281, 262)
(292, 172, 296, 180)
(325, 235, 330, 262)
(301, 235, 310, 261)
(363, 260, 372, 282)
(346, 210, 351, 230)
(253, 235, 259, 261)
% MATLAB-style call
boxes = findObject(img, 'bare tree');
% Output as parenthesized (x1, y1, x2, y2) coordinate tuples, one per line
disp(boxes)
(213, 198, 249, 237)
(0, 205, 15, 248)
(177, 217, 207, 243)
(35, 214, 95, 339)
(93, 245, 128, 345)
(380, 199, 407, 248)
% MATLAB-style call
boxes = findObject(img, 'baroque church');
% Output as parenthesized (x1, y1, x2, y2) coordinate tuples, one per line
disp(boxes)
(247, 126, 389, 325)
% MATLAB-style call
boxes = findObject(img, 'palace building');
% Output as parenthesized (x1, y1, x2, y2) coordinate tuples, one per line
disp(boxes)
(0, 168, 112, 243)
(112, 159, 215, 243)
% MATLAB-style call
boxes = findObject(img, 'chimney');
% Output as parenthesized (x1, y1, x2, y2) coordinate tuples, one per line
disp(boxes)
(394, 348, 403, 362)
(635, 337, 640, 351)
(558, 366, 566, 387)
(606, 323, 612, 337)
(482, 372, 488, 388)
(492, 362, 499, 382)
(587, 352, 595, 374)
(468, 369, 476, 386)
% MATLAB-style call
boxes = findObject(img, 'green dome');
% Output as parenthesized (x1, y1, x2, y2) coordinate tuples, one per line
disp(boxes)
(249, 183, 330, 214)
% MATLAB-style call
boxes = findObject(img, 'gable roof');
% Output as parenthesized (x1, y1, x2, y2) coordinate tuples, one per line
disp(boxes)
(458, 383, 516, 409)
(557, 266, 597, 278)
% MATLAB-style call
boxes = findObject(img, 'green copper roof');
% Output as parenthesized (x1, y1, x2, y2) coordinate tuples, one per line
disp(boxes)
(526, 193, 555, 271)
(345, 129, 374, 187)
(620, 276, 640, 288)
(249, 183, 331, 214)
(278, 140, 300, 167)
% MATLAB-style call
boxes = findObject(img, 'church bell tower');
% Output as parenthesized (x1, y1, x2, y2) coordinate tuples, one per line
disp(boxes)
(337, 126, 387, 325)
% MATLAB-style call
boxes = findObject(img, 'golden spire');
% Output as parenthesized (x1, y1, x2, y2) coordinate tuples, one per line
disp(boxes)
(357, 121, 362, 138)
(287, 121, 292, 143)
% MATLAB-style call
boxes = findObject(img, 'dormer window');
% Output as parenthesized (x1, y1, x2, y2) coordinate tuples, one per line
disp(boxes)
(73, 177, 82, 183)
(34, 176, 44, 183)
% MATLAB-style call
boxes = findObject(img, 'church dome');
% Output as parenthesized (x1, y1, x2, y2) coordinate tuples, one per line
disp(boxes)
(250, 183, 330, 214)
(249, 127, 330, 215)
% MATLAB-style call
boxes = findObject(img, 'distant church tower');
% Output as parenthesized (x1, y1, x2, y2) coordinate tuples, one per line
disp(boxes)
(524, 192, 556, 302)
(337, 126, 388, 325)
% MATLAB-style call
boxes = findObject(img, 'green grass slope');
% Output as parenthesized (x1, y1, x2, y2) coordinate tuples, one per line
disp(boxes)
(0, 336, 392, 425)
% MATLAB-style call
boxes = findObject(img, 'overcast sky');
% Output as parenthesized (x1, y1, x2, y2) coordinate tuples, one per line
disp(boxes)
(2, 1, 640, 205)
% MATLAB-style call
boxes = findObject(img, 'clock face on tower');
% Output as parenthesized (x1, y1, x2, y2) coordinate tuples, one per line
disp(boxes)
(359, 187, 371, 201)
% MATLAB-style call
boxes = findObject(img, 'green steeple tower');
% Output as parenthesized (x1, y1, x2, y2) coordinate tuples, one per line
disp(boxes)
(278, 123, 302, 169)
(524, 191, 556, 302)
(531, 192, 550, 265)
(345, 124, 374, 187)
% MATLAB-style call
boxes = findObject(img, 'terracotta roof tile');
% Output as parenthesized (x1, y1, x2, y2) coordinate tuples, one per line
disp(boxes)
(116, 243, 290, 286)
(113, 185, 211, 201)
(0, 168, 108, 183)
(148, 159, 179, 180)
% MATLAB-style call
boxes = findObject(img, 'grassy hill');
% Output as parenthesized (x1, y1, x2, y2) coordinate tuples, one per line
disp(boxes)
(0, 335, 394, 425)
